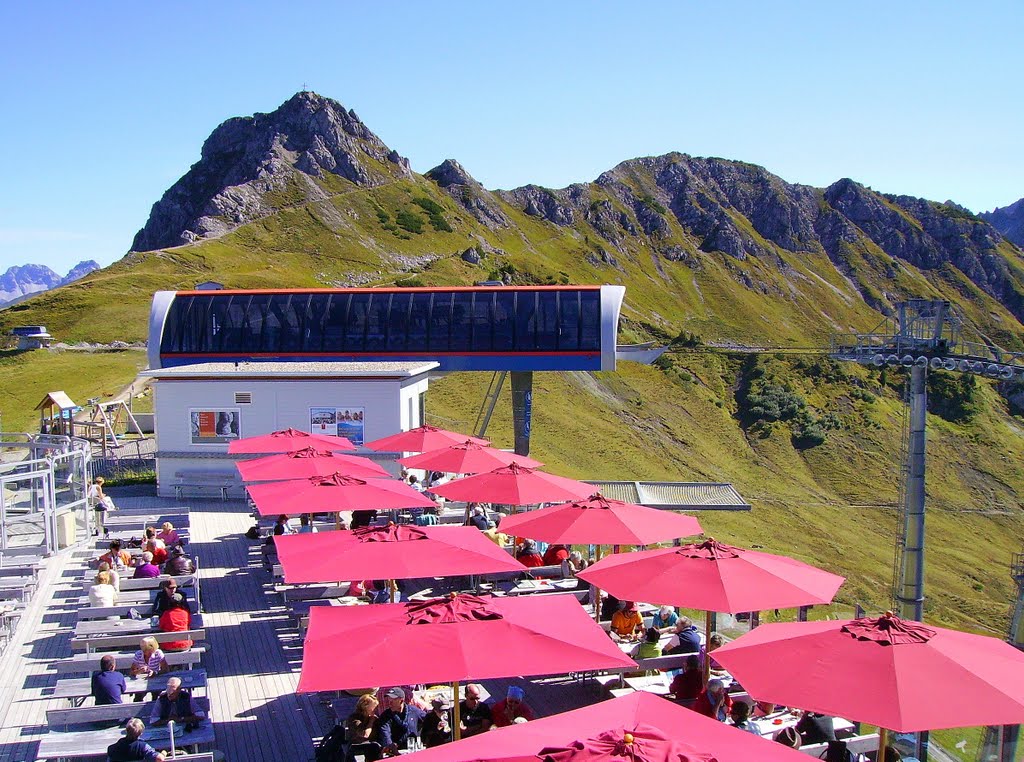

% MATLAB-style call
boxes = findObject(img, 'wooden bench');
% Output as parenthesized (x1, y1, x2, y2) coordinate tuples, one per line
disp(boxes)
(0, 575, 36, 601)
(53, 668, 207, 703)
(54, 647, 207, 675)
(172, 470, 240, 501)
(35, 721, 215, 760)
(801, 733, 880, 757)
(47, 695, 210, 729)
(71, 628, 206, 653)
(84, 573, 197, 593)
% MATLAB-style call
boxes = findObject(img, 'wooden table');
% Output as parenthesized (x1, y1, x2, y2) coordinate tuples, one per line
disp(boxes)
(52, 668, 208, 703)
(36, 719, 215, 760)
(750, 709, 854, 739)
(73, 617, 155, 639)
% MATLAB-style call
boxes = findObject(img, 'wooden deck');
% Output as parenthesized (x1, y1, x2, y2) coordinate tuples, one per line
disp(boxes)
(0, 489, 607, 761)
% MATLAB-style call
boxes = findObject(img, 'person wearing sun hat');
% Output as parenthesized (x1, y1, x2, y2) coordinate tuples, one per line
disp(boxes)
(420, 696, 453, 748)
(491, 685, 535, 727)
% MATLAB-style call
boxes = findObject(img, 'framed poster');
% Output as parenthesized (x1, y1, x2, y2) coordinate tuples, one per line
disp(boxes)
(310, 406, 364, 446)
(190, 409, 241, 444)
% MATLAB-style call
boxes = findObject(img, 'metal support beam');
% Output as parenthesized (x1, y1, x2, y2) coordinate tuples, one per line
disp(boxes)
(510, 371, 534, 457)
(896, 364, 927, 622)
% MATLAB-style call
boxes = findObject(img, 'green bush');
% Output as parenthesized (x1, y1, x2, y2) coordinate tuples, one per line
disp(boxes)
(412, 197, 454, 232)
(395, 210, 424, 234)
(639, 194, 667, 215)
(928, 371, 980, 423)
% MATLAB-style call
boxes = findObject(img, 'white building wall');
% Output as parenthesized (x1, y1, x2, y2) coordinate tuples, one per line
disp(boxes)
(153, 376, 426, 497)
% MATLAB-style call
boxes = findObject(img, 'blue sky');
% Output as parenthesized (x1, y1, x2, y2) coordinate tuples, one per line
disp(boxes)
(1, 1, 1021, 274)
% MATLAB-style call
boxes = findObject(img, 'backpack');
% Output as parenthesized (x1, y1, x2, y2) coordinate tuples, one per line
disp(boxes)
(245, 525, 261, 540)
(314, 724, 349, 762)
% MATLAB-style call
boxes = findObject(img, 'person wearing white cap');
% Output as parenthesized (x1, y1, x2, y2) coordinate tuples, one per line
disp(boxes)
(377, 686, 426, 755)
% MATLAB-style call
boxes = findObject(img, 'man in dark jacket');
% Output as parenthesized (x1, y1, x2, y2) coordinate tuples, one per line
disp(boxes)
(375, 687, 425, 754)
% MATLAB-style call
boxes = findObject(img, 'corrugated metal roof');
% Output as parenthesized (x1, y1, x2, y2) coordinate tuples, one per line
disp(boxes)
(582, 481, 750, 511)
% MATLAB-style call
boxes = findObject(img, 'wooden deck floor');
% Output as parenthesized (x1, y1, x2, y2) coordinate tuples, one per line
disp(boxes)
(0, 490, 605, 761)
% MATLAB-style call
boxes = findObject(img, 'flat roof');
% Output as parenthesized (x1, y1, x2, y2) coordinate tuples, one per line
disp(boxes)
(141, 360, 439, 380)
(583, 481, 751, 511)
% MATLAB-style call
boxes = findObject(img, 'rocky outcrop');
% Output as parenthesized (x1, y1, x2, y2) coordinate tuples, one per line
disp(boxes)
(425, 159, 511, 229)
(981, 197, 1024, 248)
(0, 260, 100, 307)
(131, 92, 412, 252)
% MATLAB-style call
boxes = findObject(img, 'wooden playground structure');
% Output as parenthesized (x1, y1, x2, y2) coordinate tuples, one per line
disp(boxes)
(35, 392, 147, 456)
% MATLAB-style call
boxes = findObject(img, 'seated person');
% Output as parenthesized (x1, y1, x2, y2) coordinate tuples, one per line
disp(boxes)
(467, 504, 490, 531)
(144, 527, 166, 551)
(132, 551, 161, 579)
(707, 632, 727, 674)
(420, 697, 453, 748)
(610, 600, 644, 640)
(150, 580, 192, 618)
(350, 509, 377, 529)
(631, 626, 663, 659)
(146, 540, 168, 567)
(149, 676, 204, 729)
(297, 514, 318, 533)
(651, 605, 678, 632)
(107, 718, 167, 762)
(491, 685, 535, 727)
(156, 522, 180, 547)
(162, 546, 194, 576)
(564, 550, 588, 575)
(693, 678, 732, 722)
(157, 594, 193, 652)
(273, 514, 295, 536)
(459, 683, 492, 737)
(88, 570, 118, 610)
(515, 539, 544, 568)
(99, 540, 132, 572)
(730, 701, 760, 734)
(669, 654, 704, 702)
(345, 693, 383, 762)
(131, 637, 168, 679)
(375, 686, 426, 755)
(600, 592, 622, 622)
(92, 653, 127, 705)
(664, 616, 702, 654)
(97, 561, 121, 592)
(542, 543, 570, 566)
(795, 710, 836, 745)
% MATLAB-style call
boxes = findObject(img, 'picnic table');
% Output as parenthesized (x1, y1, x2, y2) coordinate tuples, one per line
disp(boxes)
(749, 708, 855, 739)
(52, 668, 208, 703)
(36, 718, 214, 760)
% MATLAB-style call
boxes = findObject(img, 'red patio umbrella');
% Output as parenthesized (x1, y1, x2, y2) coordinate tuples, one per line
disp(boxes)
(246, 472, 436, 517)
(274, 524, 524, 584)
(398, 440, 543, 474)
(713, 613, 1024, 739)
(227, 427, 356, 454)
(432, 463, 594, 506)
(498, 494, 703, 546)
(365, 424, 488, 452)
(577, 538, 844, 614)
(297, 593, 635, 694)
(235, 447, 390, 482)
(404, 691, 811, 762)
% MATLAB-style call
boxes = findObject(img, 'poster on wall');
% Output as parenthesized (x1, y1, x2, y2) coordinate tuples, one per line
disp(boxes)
(190, 409, 241, 444)
(310, 406, 364, 446)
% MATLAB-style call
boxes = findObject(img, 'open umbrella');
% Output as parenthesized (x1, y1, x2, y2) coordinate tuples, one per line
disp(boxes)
(299, 593, 636, 739)
(366, 424, 489, 452)
(403, 691, 812, 762)
(274, 524, 524, 584)
(399, 441, 543, 474)
(498, 494, 703, 547)
(578, 538, 844, 676)
(246, 472, 436, 517)
(713, 612, 1024, 747)
(227, 427, 355, 454)
(537, 725, 714, 762)
(432, 463, 594, 506)
(235, 447, 390, 482)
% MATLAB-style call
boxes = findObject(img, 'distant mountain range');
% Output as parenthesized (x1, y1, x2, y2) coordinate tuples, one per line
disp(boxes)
(0, 260, 100, 307)
(981, 198, 1024, 248)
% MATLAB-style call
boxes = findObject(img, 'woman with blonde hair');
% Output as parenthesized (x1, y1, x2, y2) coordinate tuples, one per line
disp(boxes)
(130, 636, 168, 701)
(157, 521, 180, 547)
(88, 570, 118, 614)
(96, 560, 120, 592)
(345, 693, 382, 761)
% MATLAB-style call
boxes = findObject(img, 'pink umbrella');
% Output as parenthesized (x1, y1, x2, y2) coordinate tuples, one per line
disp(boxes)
(235, 447, 390, 482)
(498, 494, 702, 546)
(404, 691, 811, 762)
(714, 613, 1024, 739)
(399, 440, 543, 474)
(365, 424, 489, 452)
(432, 463, 594, 507)
(274, 524, 524, 584)
(537, 725, 714, 761)
(227, 427, 355, 454)
(246, 472, 436, 517)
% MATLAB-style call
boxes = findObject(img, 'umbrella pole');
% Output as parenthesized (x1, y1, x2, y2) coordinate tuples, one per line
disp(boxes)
(592, 544, 604, 623)
(704, 610, 713, 683)
(389, 579, 398, 604)
(878, 727, 889, 760)
(335, 511, 341, 531)
(452, 681, 461, 741)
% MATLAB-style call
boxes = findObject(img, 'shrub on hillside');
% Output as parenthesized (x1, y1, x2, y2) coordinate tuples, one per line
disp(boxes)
(395, 210, 424, 234)
(928, 371, 980, 423)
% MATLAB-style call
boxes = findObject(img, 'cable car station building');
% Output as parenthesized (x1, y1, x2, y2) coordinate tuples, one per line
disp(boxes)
(143, 285, 625, 497)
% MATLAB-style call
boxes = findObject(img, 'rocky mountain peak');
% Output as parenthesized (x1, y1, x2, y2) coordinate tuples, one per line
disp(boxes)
(426, 159, 511, 229)
(0, 260, 99, 307)
(131, 92, 412, 253)
(981, 196, 1024, 248)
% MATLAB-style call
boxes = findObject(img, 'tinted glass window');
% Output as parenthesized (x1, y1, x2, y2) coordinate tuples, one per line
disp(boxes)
(304, 293, 331, 351)
(274, 295, 303, 352)
(493, 292, 515, 350)
(536, 291, 559, 350)
(470, 292, 493, 351)
(242, 295, 272, 352)
(365, 294, 389, 350)
(386, 293, 412, 351)
(205, 295, 233, 352)
(428, 292, 453, 350)
(161, 298, 188, 353)
(450, 292, 474, 351)
(343, 293, 368, 352)
(221, 296, 249, 352)
(407, 293, 430, 349)
(580, 290, 600, 350)
(559, 291, 580, 350)
(515, 292, 537, 350)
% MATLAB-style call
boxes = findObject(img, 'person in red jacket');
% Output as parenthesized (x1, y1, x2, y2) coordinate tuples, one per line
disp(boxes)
(158, 594, 193, 652)
(692, 678, 732, 721)
(542, 543, 570, 566)
(515, 540, 544, 568)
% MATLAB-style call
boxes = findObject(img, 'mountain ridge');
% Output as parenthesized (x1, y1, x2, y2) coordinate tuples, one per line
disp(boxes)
(0, 260, 99, 307)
